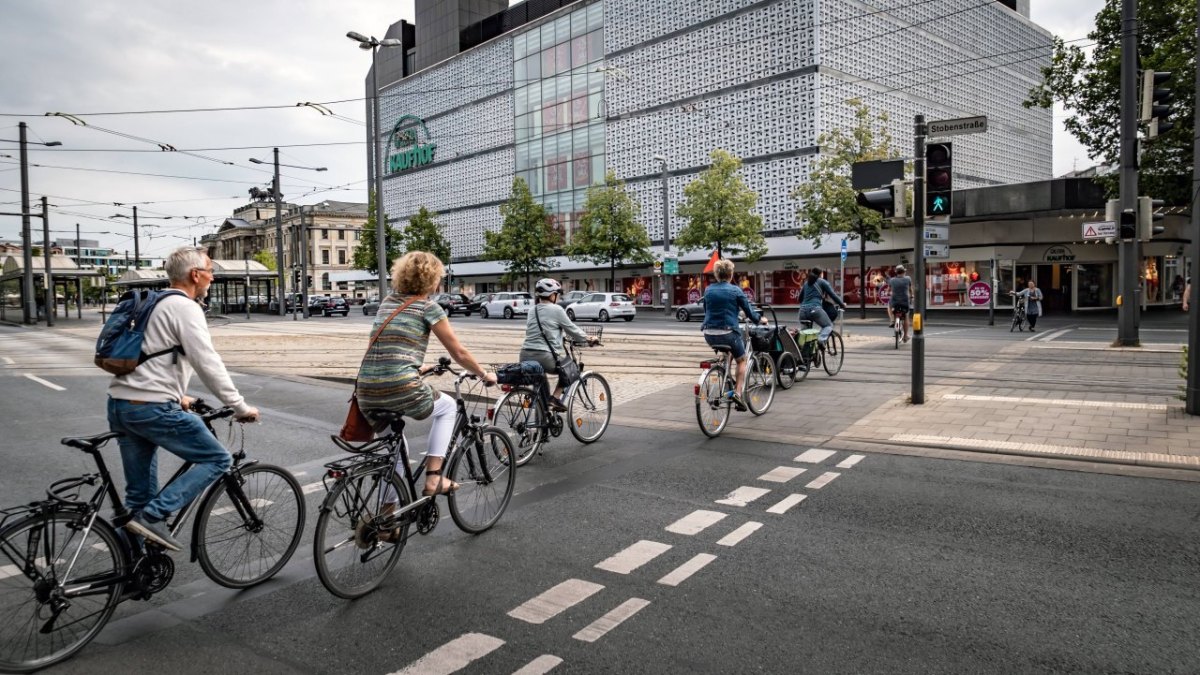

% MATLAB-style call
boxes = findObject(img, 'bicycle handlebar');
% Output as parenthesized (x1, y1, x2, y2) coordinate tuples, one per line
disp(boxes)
(189, 398, 235, 421)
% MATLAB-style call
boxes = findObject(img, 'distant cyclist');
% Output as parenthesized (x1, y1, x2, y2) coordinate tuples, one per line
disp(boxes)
(888, 265, 913, 343)
(799, 266, 846, 346)
(701, 259, 766, 412)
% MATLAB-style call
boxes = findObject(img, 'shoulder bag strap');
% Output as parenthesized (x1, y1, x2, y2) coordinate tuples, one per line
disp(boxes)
(532, 303, 563, 366)
(354, 295, 420, 392)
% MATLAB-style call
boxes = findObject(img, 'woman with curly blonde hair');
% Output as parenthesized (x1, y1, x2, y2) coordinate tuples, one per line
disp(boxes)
(355, 251, 497, 496)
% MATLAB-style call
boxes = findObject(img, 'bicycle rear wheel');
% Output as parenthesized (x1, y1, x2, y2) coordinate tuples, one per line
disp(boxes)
(823, 332, 844, 376)
(776, 352, 798, 389)
(195, 464, 305, 589)
(493, 386, 544, 466)
(695, 365, 731, 438)
(745, 353, 776, 415)
(313, 470, 411, 599)
(447, 427, 517, 534)
(0, 512, 125, 673)
(567, 373, 612, 443)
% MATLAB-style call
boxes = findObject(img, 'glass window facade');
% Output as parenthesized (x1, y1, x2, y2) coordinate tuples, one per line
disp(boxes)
(513, 3, 605, 241)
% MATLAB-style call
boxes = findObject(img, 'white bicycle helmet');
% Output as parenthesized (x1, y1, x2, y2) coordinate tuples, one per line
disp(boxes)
(535, 278, 562, 298)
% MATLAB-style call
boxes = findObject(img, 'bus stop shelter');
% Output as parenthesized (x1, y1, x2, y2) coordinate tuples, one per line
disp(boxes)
(0, 254, 103, 324)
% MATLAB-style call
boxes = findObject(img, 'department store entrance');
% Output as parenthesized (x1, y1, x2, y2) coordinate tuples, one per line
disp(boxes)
(1013, 264, 1072, 313)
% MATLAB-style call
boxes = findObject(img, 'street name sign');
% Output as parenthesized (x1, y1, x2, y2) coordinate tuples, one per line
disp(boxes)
(1082, 221, 1116, 240)
(928, 116, 988, 138)
(923, 225, 949, 241)
(923, 243, 950, 259)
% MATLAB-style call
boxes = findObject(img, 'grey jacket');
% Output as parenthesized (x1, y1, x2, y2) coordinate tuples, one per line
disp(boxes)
(522, 302, 589, 358)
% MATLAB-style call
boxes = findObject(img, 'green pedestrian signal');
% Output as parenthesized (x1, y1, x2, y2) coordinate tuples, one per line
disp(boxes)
(930, 195, 949, 215)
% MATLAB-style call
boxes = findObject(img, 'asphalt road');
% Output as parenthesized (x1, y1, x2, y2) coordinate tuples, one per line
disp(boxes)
(1, 325, 1198, 673)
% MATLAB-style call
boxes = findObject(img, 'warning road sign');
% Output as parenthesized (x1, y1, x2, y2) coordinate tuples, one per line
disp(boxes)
(1082, 221, 1116, 240)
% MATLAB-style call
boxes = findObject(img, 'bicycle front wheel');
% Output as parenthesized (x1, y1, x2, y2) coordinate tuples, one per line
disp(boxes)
(0, 512, 126, 673)
(823, 332, 844, 376)
(313, 470, 411, 599)
(745, 353, 776, 415)
(695, 365, 731, 438)
(567, 373, 612, 443)
(493, 386, 544, 466)
(447, 427, 517, 534)
(195, 464, 305, 589)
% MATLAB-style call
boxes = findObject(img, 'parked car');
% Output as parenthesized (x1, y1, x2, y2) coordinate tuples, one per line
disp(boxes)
(480, 292, 533, 319)
(361, 296, 381, 316)
(434, 293, 470, 316)
(566, 292, 636, 322)
(557, 290, 589, 309)
(463, 293, 494, 316)
(674, 297, 705, 322)
(309, 295, 350, 316)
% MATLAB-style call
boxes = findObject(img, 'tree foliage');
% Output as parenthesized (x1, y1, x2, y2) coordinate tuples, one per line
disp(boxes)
(484, 177, 561, 288)
(252, 249, 276, 271)
(352, 190, 403, 274)
(400, 206, 451, 263)
(1025, 0, 1194, 202)
(566, 171, 654, 290)
(674, 149, 767, 261)
(793, 99, 898, 247)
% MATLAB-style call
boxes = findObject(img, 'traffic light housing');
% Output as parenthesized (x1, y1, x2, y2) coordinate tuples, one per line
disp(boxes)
(925, 142, 952, 218)
(1119, 208, 1137, 240)
(1138, 196, 1165, 240)
(1141, 70, 1174, 139)
(292, 268, 301, 286)
(855, 179, 907, 221)
(306, 275, 313, 288)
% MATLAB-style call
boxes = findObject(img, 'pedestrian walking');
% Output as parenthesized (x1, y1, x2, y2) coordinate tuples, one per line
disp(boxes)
(1012, 280, 1043, 331)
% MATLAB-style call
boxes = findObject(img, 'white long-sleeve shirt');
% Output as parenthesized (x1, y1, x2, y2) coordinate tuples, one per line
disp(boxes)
(107, 291, 250, 415)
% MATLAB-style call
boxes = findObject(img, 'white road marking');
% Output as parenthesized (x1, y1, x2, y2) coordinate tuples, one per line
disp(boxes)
(391, 632, 505, 675)
(211, 498, 273, 517)
(657, 553, 717, 587)
(595, 540, 672, 574)
(793, 449, 836, 464)
(509, 579, 605, 624)
(889, 433, 1200, 468)
(715, 486, 771, 507)
(23, 373, 65, 391)
(665, 510, 727, 535)
(716, 522, 763, 547)
(757, 466, 807, 483)
(1039, 328, 1073, 342)
(805, 472, 840, 490)
(836, 455, 865, 469)
(766, 494, 807, 514)
(0, 564, 20, 580)
(512, 655, 563, 675)
(1, 357, 13, 365)
(572, 598, 651, 643)
(942, 393, 1166, 411)
(301, 481, 324, 494)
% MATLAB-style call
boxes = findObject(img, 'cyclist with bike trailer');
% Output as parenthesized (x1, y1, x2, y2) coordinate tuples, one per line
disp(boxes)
(798, 266, 846, 347)
(519, 278, 597, 411)
(106, 246, 260, 552)
(355, 251, 497, 498)
(888, 265, 913, 343)
(701, 259, 766, 412)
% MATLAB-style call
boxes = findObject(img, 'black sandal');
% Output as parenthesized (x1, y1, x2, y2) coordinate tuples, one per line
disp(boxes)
(422, 469, 460, 497)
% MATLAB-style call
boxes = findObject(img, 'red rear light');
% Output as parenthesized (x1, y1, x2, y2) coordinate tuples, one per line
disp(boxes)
(694, 384, 700, 395)
(326, 469, 345, 479)
(512, 301, 518, 306)
(700, 361, 711, 369)
(487, 408, 494, 420)
(500, 384, 512, 392)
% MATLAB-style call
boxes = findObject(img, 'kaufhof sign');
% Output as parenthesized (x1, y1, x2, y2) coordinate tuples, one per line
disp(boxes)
(387, 115, 436, 174)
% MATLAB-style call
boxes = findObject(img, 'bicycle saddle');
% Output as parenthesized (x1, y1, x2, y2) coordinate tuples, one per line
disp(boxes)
(709, 345, 734, 353)
(61, 431, 122, 452)
(365, 410, 404, 424)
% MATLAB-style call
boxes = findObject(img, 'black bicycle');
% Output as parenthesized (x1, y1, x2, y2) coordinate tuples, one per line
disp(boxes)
(0, 400, 305, 673)
(313, 357, 516, 599)
(796, 307, 845, 377)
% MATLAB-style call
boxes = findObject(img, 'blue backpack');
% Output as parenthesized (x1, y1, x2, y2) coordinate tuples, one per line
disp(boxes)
(95, 289, 188, 375)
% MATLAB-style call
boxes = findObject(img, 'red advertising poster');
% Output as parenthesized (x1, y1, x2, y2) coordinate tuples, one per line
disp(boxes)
(772, 270, 806, 305)
(732, 273, 757, 303)
(674, 274, 707, 306)
(621, 277, 652, 305)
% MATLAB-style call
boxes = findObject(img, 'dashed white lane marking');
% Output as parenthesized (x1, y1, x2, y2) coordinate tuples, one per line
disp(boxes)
(509, 579, 605, 624)
(572, 598, 651, 643)
(23, 373, 65, 391)
(595, 540, 672, 575)
(805, 472, 840, 490)
(757, 466, 807, 483)
(715, 486, 771, 507)
(293, 470, 307, 477)
(301, 481, 324, 494)
(665, 510, 727, 535)
(716, 522, 763, 547)
(836, 455, 865, 469)
(211, 498, 273, 517)
(657, 553, 717, 587)
(942, 393, 1166, 411)
(766, 494, 807, 514)
(512, 655, 563, 675)
(794, 449, 836, 464)
(1, 357, 13, 365)
(0, 564, 19, 580)
(1039, 327, 1074, 342)
(391, 632, 505, 675)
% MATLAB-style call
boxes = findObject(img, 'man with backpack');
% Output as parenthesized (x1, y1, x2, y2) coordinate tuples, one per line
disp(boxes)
(104, 246, 259, 552)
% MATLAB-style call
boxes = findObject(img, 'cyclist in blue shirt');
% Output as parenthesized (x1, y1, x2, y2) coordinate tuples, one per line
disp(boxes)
(799, 267, 846, 345)
(701, 259, 766, 411)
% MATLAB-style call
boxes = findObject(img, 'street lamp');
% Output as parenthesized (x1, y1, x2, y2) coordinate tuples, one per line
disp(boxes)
(347, 30, 403, 299)
(248, 150, 326, 315)
(0, 124, 61, 324)
(652, 154, 670, 312)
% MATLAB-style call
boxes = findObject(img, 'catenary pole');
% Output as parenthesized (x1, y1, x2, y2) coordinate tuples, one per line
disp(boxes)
(19, 122, 34, 325)
(1117, 0, 1140, 345)
(75, 222, 81, 318)
(371, 45, 388, 299)
(42, 196, 53, 326)
(132, 206, 140, 268)
(274, 147, 285, 316)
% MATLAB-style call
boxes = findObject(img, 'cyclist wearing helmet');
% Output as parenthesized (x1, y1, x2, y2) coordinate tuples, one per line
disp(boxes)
(520, 278, 596, 410)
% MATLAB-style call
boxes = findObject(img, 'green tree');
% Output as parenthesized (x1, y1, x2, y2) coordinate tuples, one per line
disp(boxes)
(1025, 0, 1194, 202)
(793, 99, 898, 318)
(251, 249, 276, 271)
(400, 206, 451, 263)
(352, 190, 403, 274)
(566, 171, 654, 291)
(484, 177, 561, 290)
(674, 149, 767, 261)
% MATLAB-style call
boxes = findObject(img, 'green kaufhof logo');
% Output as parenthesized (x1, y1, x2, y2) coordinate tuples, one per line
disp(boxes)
(387, 115, 436, 173)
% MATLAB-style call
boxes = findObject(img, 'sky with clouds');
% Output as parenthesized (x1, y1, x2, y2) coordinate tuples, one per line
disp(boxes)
(0, 0, 1104, 259)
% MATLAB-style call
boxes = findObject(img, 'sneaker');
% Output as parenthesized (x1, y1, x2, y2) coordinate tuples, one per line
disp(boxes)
(729, 392, 747, 412)
(548, 396, 568, 412)
(125, 513, 181, 552)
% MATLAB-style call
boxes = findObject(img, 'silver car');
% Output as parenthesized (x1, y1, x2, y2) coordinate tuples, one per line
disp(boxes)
(566, 292, 636, 322)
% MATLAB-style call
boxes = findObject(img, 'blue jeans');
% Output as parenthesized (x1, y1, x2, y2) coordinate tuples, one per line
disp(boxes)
(703, 331, 746, 360)
(798, 306, 833, 343)
(107, 398, 231, 522)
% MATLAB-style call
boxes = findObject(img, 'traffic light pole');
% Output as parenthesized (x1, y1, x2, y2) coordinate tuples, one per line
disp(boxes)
(912, 114, 926, 405)
(274, 147, 286, 317)
(1117, 0, 1140, 346)
(1186, 0, 1200, 415)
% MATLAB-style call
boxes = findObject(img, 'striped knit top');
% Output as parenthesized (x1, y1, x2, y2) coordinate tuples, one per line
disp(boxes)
(355, 294, 447, 420)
